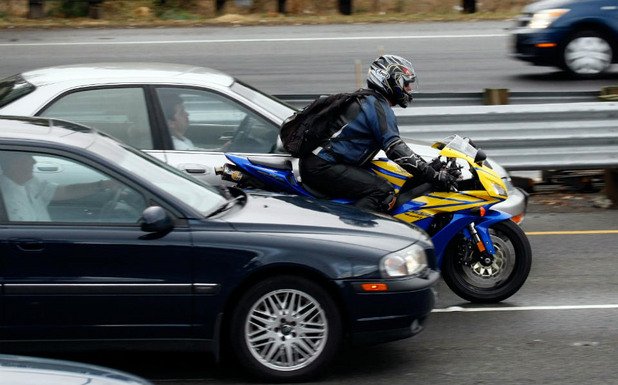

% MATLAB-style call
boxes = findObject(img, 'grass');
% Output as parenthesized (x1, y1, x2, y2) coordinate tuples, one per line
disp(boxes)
(0, 0, 527, 29)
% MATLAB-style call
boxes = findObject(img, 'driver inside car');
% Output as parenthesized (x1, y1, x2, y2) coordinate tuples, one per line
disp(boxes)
(160, 92, 196, 150)
(0, 151, 119, 222)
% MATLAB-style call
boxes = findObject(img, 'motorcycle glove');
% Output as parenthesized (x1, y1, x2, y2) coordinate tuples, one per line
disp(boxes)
(429, 156, 446, 171)
(386, 139, 457, 191)
(435, 169, 458, 191)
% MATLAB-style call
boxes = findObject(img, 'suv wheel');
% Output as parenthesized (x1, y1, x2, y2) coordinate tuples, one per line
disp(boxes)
(561, 30, 613, 78)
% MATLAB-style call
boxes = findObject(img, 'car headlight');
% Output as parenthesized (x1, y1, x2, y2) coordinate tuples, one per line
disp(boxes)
(528, 8, 570, 29)
(380, 244, 427, 278)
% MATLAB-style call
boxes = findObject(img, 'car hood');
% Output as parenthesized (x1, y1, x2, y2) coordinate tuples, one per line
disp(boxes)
(220, 192, 430, 252)
(524, 0, 575, 12)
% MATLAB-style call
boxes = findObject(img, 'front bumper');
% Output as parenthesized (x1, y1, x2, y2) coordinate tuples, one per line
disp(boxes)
(510, 28, 569, 67)
(341, 270, 440, 346)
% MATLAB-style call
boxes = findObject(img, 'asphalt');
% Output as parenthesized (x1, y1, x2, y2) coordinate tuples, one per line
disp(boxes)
(527, 190, 616, 213)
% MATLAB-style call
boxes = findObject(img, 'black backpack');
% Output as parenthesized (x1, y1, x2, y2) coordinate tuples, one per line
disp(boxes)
(280, 89, 375, 157)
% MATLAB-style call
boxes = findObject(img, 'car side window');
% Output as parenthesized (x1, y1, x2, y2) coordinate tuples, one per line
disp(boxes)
(156, 87, 279, 153)
(0, 150, 146, 224)
(39, 87, 154, 150)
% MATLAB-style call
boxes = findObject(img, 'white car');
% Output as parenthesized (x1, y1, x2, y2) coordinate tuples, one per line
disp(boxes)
(0, 62, 527, 222)
(0, 354, 151, 385)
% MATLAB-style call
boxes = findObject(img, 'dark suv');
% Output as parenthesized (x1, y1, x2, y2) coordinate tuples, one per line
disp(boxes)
(511, 0, 618, 78)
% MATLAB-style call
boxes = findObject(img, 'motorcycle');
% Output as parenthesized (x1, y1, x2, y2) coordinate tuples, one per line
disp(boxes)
(217, 135, 532, 303)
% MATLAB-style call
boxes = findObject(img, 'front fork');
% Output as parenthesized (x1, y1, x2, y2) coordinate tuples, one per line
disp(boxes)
(432, 210, 510, 267)
(463, 222, 496, 267)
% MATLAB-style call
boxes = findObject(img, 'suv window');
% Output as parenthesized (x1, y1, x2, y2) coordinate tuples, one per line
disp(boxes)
(156, 87, 280, 153)
(0, 75, 36, 108)
(39, 87, 154, 150)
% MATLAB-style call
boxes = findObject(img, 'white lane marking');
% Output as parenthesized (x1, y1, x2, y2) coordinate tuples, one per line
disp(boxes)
(433, 304, 618, 313)
(0, 34, 507, 47)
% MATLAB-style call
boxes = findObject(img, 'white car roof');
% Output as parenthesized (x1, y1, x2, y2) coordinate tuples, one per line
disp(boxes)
(20, 62, 234, 88)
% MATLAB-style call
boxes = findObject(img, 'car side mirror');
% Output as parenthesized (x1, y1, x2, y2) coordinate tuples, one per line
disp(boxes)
(140, 206, 174, 233)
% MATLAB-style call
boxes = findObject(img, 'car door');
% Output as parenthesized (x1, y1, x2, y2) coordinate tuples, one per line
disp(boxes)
(0, 149, 194, 341)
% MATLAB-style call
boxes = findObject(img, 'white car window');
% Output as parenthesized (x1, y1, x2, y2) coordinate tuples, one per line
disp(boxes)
(39, 87, 154, 150)
(0, 150, 146, 224)
(156, 87, 279, 153)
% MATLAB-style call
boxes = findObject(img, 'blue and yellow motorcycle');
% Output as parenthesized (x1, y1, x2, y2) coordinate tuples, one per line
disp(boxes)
(218, 135, 532, 303)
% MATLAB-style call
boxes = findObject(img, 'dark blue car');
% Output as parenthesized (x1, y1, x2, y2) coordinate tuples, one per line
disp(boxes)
(0, 116, 438, 382)
(511, 0, 618, 77)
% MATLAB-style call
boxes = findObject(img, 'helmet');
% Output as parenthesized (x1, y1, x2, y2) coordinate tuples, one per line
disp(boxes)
(366, 55, 417, 108)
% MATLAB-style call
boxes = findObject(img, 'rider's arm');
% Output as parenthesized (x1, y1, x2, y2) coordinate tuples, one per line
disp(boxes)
(385, 139, 429, 176)
(385, 139, 457, 190)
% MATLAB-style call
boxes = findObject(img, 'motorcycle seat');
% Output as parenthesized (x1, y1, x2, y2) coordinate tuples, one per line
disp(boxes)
(246, 156, 293, 170)
(300, 182, 330, 200)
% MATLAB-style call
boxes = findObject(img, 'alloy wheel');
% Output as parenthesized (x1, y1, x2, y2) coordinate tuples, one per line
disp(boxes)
(244, 289, 328, 371)
(564, 35, 612, 76)
(462, 230, 515, 288)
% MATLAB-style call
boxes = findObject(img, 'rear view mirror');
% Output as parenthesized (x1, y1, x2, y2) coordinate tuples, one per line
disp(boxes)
(474, 149, 487, 165)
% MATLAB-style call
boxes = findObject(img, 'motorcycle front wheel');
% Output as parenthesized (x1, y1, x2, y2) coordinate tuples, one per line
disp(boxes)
(442, 220, 532, 303)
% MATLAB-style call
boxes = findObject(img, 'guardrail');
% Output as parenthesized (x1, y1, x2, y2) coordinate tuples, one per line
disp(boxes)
(275, 91, 604, 109)
(276, 93, 618, 172)
(395, 102, 618, 171)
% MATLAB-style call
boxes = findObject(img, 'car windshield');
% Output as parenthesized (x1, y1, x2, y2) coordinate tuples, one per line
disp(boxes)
(0, 75, 35, 108)
(231, 81, 296, 119)
(88, 134, 228, 216)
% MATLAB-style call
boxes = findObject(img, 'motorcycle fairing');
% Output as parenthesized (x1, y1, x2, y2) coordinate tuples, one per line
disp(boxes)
(370, 157, 507, 205)
(391, 191, 502, 221)
(474, 166, 508, 200)
(429, 209, 511, 265)
(369, 159, 410, 190)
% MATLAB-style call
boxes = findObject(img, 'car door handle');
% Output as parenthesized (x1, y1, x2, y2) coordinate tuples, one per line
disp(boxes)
(36, 165, 60, 172)
(185, 168, 206, 174)
(178, 163, 210, 174)
(10, 238, 44, 252)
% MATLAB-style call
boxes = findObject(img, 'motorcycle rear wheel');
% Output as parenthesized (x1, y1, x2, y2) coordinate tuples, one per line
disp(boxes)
(442, 220, 532, 303)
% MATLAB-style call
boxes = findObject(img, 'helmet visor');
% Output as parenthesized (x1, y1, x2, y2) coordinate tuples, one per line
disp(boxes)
(400, 74, 417, 92)
(396, 65, 416, 90)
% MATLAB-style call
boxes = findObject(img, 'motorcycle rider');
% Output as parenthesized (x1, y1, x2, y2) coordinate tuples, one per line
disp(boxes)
(299, 54, 458, 212)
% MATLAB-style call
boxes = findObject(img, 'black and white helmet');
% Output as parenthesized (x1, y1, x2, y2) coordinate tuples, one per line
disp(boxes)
(366, 55, 417, 108)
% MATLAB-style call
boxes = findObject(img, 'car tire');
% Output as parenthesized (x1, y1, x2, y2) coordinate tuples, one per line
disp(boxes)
(561, 30, 613, 78)
(230, 275, 342, 382)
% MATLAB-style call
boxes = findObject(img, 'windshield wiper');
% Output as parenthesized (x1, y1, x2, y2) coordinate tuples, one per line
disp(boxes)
(207, 195, 246, 217)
